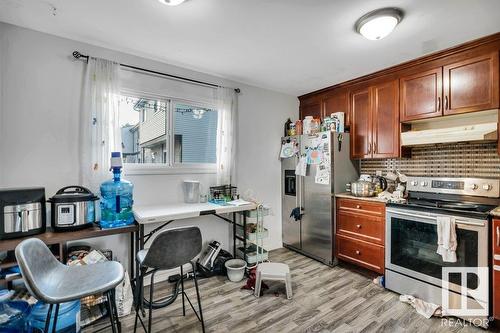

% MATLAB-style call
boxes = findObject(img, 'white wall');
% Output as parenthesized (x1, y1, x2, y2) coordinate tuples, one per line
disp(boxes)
(0, 22, 298, 269)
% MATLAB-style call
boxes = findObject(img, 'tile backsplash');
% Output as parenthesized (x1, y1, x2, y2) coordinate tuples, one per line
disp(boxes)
(360, 142, 500, 178)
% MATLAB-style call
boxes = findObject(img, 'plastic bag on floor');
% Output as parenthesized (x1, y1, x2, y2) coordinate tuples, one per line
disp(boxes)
(115, 269, 133, 317)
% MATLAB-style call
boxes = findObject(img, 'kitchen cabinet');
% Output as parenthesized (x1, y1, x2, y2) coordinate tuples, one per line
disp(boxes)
(323, 89, 350, 128)
(299, 98, 322, 120)
(493, 218, 500, 319)
(443, 52, 499, 115)
(372, 80, 400, 158)
(400, 68, 443, 122)
(335, 197, 385, 274)
(350, 80, 399, 159)
(350, 88, 371, 158)
(400, 52, 499, 121)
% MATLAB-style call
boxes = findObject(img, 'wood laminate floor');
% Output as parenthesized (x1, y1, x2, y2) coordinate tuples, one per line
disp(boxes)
(85, 248, 494, 333)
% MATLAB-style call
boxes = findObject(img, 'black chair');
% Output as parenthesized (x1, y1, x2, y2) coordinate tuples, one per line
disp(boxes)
(134, 226, 205, 333)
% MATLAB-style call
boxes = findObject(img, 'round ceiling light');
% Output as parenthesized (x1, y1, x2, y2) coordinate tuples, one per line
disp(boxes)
(355, 8, 403, 40)
(158, 0, 186, 6)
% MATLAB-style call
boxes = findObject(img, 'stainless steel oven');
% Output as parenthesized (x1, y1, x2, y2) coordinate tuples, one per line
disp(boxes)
(385, 207, 491, 326)
(386, 208, 488, 293)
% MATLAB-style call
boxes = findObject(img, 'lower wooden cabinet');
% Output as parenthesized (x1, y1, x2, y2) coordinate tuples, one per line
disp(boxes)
(492, 219, 500, 319)
(336, 234, 384, 274)
(335, 198, 385, 274)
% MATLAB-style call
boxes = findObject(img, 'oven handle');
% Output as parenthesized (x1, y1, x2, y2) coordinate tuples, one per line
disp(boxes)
(386, 209, 486, 227)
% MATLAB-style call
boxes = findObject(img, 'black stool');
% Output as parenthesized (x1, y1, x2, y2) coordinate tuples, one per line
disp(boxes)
(134, 226, 205, 333)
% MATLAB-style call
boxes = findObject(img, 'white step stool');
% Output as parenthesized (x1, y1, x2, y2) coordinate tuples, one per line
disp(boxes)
(254, 262, 292, 299)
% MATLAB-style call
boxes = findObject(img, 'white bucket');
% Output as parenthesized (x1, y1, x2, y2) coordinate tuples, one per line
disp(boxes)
(225, 259, 247, 282)
(183, 180, 200, 203)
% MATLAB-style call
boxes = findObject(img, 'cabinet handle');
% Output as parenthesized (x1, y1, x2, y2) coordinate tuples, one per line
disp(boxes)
(355, 250, 361, 255)
(445, 96, 449, 110)
(368, 143, 371, 153)
(497, 226, 499, 247)
(356, 224, 361, 229)
(356, 205, 361, 209)
(437, 97, 441, 111)
(373, 142, 377, 153)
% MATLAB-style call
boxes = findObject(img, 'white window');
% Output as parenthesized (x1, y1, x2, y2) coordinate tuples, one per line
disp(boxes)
(119, 92, 218, 174)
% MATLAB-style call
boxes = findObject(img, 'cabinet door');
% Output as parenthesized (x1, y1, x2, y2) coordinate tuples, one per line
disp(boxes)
(372, 80, 399, 158)
(350, 88, 371, 159)
(323, 89, 350, 128)
(300, 102, 322, 120)
(400, 68, 443, 122)
(443, 52, 499, 115)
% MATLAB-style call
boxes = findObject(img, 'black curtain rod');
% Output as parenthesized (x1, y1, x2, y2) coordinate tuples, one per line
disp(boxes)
(72, 51, 241, 93)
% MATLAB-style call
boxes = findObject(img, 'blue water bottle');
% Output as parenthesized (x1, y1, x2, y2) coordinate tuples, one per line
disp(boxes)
(100, 152, 134, 228)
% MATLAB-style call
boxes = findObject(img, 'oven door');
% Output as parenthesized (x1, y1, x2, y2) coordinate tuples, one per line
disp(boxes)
(385, 208, 488, 298)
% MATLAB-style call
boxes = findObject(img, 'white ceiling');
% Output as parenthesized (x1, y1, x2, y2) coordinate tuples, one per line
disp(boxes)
(1, 0, 500, 96)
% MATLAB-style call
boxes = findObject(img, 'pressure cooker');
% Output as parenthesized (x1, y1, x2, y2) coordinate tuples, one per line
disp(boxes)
(48, 186, 98, 231)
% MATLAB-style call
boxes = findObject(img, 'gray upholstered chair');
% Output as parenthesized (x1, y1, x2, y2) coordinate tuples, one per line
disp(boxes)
(15, 238, 124, 333)
(134, 226, 205, 333)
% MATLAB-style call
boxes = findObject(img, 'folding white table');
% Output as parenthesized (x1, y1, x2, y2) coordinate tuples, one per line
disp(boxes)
(132, 202, 258, 281)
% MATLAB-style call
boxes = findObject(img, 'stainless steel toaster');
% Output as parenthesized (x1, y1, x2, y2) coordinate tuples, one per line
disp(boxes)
(0, 188, 46, 239)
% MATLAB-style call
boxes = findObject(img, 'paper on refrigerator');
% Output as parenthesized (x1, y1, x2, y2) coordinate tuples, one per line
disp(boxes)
(295, 156, 307, 176)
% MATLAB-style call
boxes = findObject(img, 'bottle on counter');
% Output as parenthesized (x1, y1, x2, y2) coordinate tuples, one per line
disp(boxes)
(303, 116, 313, 135)
(100, 152, 134, 229)
(284, 118, 292, 137)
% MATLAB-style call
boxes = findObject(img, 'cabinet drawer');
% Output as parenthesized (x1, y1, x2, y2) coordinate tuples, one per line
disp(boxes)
(336, 234, 384, 274)
(336, 210, 384, 245)
(337, 198, 385, 217)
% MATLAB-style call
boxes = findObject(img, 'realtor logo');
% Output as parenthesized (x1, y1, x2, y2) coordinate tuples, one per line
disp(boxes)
(441, 267, 489, 317)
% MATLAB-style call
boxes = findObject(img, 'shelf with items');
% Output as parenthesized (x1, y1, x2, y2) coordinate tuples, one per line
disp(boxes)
(236, 244, 269, 265)
(232, 204, 269, 267)
(236, 223, 269, 243)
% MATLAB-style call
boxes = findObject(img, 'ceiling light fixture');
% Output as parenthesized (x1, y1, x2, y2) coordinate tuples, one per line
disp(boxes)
(158, 0, 186, 6)
(355, 8, 403, 40)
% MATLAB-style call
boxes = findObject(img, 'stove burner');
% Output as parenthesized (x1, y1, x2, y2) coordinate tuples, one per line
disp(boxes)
(438, 202, 479, 210)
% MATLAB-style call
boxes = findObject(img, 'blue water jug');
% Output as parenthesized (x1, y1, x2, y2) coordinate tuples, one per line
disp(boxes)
(100, 152, 134, 229)
(0, 300, 30, 332)
(26, 300, 80, 333)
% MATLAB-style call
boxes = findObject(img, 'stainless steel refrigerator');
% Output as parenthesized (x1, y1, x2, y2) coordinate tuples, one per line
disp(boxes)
(281, 131, 358, 266)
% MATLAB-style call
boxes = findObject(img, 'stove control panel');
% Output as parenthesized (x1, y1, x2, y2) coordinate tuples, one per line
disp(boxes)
(406, 177, 500, 198)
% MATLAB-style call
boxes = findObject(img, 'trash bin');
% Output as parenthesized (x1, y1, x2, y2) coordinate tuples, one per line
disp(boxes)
(225, 259, 247, 282)
(183, 180, 200, 203)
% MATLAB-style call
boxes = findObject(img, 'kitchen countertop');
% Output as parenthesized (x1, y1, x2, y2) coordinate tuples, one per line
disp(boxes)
(490, 207, 500, 218)
(334, 192, 388, 203)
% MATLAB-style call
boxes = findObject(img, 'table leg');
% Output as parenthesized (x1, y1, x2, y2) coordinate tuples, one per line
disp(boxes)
(130, 229, 135, 280)
(243, 214, 247, 256)
(232, 212, 236, 257)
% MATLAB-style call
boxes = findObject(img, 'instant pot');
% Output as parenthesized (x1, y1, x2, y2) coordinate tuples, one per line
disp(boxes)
(49, 186, 98, 231)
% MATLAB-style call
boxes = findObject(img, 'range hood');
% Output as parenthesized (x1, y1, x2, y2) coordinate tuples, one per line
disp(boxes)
(401, 122, 497, 146)
(400, 110, 499, 146)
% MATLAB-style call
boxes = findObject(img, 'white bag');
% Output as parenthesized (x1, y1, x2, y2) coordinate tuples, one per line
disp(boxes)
(115, 269, 133, 317)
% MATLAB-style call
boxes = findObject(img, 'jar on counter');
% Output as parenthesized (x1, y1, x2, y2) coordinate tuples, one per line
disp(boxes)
(289, 123, 296, 136)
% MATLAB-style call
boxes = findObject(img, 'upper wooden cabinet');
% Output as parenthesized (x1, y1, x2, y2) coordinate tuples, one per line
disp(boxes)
(350, 80, 399, 159)
(350, 88, 371, 159)
(443, 52, 499, 115)
(323, 89, 350, 128)
(400, 52, 499, 122)
(400, 68, 443, 122)
(372, 80, 400, 158)
(299, 100, 322, 120)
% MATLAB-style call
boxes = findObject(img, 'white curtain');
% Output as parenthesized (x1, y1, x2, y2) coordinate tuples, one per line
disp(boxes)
(79, 57, 121, 193)
(215, 87, 237, 185)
